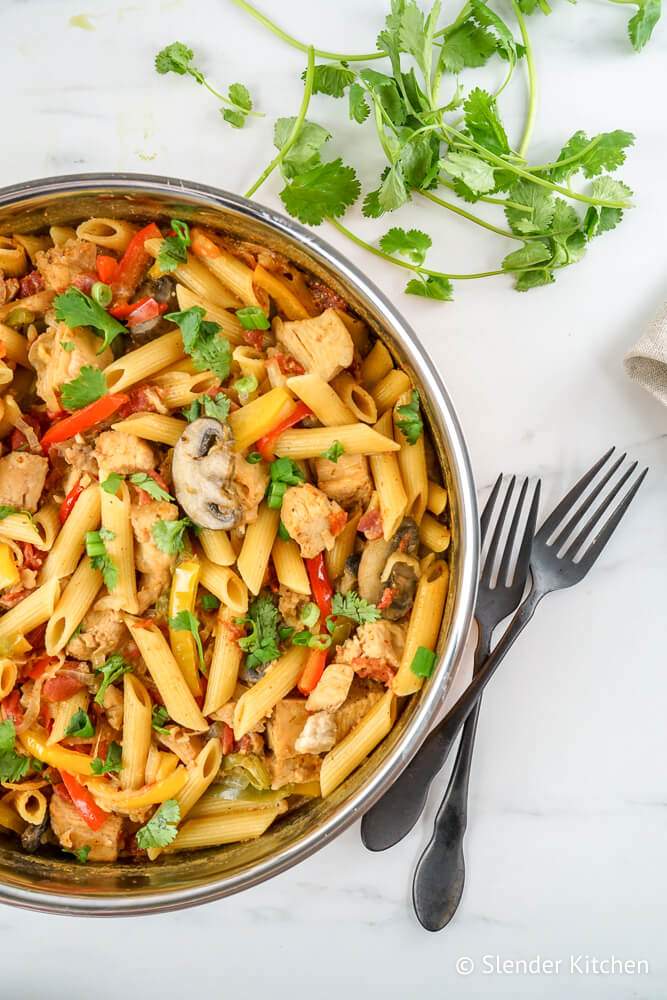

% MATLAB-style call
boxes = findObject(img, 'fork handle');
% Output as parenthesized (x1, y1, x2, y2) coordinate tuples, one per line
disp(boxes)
(361, 586, 543, 853)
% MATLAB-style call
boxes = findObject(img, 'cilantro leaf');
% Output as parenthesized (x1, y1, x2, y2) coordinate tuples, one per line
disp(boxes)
(440, 19, 497, 72)
(54, 287, 125, 353)
(274, 118, 331, 180)
(405, 275, 453, 301)
(331, 591, 381, 625)
(306, 63, 356, 98)
(237, 595, 281, 669)
(376, 163, 409, 214)
(396, 389, 423, 444)
(514, 268, 555, 292)
(60, 366, 107, 411)
(0, 505, 21, 520)
(155, 42, 202, 79)
(235, 306, 270, 330)
(101, 472, 123, 496)
(223, 109, 246, 128)
(157, 218, 190, 272)
(380, 227, 432, 265)
(128, 473, 174, 502)
(463, 87, 510, 157)
(0, 719, 16, 752)
(94, 654, 132, 706)
(169, 610, 205, 671)
(63, 845, 91, 863)
(505, 181, 556, 235)
(320, 441, 344, 463)
(501, 241, 552, 271)
(90, 740, 122, 775)
(627, 0, 661, 51)
(442, 150, 496, 195)
(136, 799, 181, 850)
(151, 517, 192, 555)
(182, 391, 231, 423)
(546, 130, 635, 182)
(85, 529, 118, 591)
(348, 83, 370, 123)
(583, 177, 633, 237)
(200, 594, 220, 612)
(280, 158, 361, 225)
(0, 748, 30, 783)
(151, 706, 171, 734)
(229, 82, 252, 111)
(166, 306, 232, 380)
(65, 708, 95, 739)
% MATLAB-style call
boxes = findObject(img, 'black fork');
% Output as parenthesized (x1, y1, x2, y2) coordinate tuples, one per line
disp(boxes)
(412, 447, 647, 930)
(406, 476, 539, 930)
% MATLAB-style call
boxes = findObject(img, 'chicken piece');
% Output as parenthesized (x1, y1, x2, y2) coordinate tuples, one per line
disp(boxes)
(0, 271, 19, 306)
(268, 752, 322, 790)
(130, 499, 178, 578)
(49, 792, 123, 862)
(56, 440, 98, 478)
(157, 727, 204, 765)
(35, 238, 97, 293)
(0, 452, 48, 513)
(294, 711, 337, 754)
(275, 308, 353, 383)
(28, 322, 112, 413)
(94, 430, 157, 476)
(102, 684, 124, 731)
(314, 453, 373, 511)
(281, 483, 347, 560)
(336, 621, 406, 687)
(66, 606, 129, 667)
(234, 453, 269, 524)
(266, 698, 309, 760)
(333, 678, 384, 742)
(277, 584, 308, 629)
(306, 663, 354, 713)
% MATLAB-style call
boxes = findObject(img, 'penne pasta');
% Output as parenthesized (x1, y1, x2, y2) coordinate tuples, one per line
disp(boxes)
(48, 690, 89, 746)
(393, 391, 428, 523)
(371, 369, 411, 413)
(252, 264, 313, 319)
(0, 237, 27, 277)
(0, 511, 53, 552)
(325, 511, 361, 582)
(144, 237, 244, 309)
(286, 373, 355, 426)
(40, 484, 100, 581)
(104, 330, 184, 393)
(45, 556, 102, 654)
(111, 413, 186, 446)
(236, 503, 280, 596)
(0, 578, 60, 647)
(49, 226, 77, 246)
(11, 789, 47, 826)
(12, 233, 51, 263)
(100, 477, 138, 613)
(75, 217, 137, 252)
(0, 800, 26, 835)
(164, 804, 284, 853)
(427, 480, 448, 516)
(198, 559, 248, 613)
(320, 690, 397, 797)
(369, 410, 408, 541)
(233, 646, 309, 739)
(419, 513, 452, 553)
(272, 538, 310, 596)
(0, 660, 17, 700)
(152, 368, 218, 410)
(274, 423, 400, 461)
(168, 559, 202, 697)
(199, 528, 235, 567)
(361, 340, 393, 388)
(0, 324, 30, 367)
(392, 560, 450, 696)
(147, 739, 223, 860)
(232, 345, 266, 382)
(32, 500, 61, 551)
(190, 227, 267, 309)
(332, 373, 377, 424)
(121, 675, 153, 791)
(202, 614, 242, 716)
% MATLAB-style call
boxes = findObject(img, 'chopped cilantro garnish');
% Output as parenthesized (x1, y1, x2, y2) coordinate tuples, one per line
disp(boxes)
(136, 798, 181, 849)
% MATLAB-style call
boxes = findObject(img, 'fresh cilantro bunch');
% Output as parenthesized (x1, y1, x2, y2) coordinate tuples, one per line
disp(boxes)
(155, 42, 260, 127)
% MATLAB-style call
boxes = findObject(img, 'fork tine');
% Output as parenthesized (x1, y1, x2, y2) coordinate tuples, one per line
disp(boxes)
(563, 461, 638, 561)
(575, 467, 648, 571)
(481, 476, 515, 585)
(536, 447, 615, 540)
(480, 474, 503, 547)
(513, 478, 541, 584)
(496, 478, 528, 585)
(550, 452, 626, 550)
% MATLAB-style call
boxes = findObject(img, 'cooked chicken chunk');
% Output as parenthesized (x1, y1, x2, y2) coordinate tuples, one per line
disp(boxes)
(49, 792, 123, 862)
(336, 621, 406, 686)
(266, 698, 309, 760)
(130, 500, 178, 612)
(28, 322, 112, 413)
(275, 308, 353, 383)
(314, 452, 373, 511)
(268, 753, 322, 789)
(281, 483, 347, 560)
(306, 663, 354, 713)
(94, 430, 157, 476)
(157, 727, 204, 765)
(333, 679, 384, 742)
(0, 452, 48, 512)
(277, 585, 308, 629)
(35, 238, 97, 293)
(295, 711, 337, 754)
(101, 684, 124, 731)
(66, 606, 128, 666)
(234, 453, 269, 524)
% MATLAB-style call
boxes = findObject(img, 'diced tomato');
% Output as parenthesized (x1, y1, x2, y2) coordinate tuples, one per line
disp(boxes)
(24, 654, 53, 681)
(42, 674, 85, 703)
(358, 508, 384, 540)
(2, 690, 23, 726)
(352, 657, 396, 687)
(243, 329, 264, 350)
(221, 723, 234, 756)
(20, 542, 45, 572)
(126, 297, 167, 328)
(328, 509, 348, 537)
(59, 479, 84, 524)
(25, 622, 47, 650)
(377, 587, 396, 611)
(115, 384, 163, 419)
(109, 295, 151, 320)
(274, 352, 305, 376)
(95, 255, 118, 284)
(19, 270, 44, 297)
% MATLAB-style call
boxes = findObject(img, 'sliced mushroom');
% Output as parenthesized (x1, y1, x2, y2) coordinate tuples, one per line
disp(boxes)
(357, 517, 420, 612)
(380, 552, 420, 620)
(171, 417, 242, 530)
(339, 552, 360, 595)
(20, 813, 49, 853)
(357, 537, 394, 604)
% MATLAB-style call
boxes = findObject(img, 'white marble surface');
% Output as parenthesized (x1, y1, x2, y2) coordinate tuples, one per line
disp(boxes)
(3, 0, 667, 995)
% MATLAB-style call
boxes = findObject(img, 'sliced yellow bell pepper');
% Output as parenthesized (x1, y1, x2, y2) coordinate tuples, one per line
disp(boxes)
(20, 729, 94, 776)
(85, 765, 187, 811)
(0, 542, 19, 592)
(168, 559, 202, 697)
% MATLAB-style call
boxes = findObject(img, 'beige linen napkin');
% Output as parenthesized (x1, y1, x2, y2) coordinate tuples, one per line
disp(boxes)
(624, 302, 667, 405)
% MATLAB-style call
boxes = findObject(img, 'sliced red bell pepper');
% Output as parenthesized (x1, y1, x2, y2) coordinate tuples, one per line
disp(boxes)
(1, 690, 23, 726)
(297, 648, 328, 696)
(112, 222, 162, 303)
(59, 479, 84, 525)
(255, 402, 312, 462)
(25, 655, 54, 681)
(126, 297, 168, 328)
(96, 255, 119, 284)
(109, 295, 151, 320)
(305, 552, 334, 620)
(43, 674, 85, 703)
(59, 771, 110, 831)
(40, 392, 129, 450)
(221, 722, 234, 756)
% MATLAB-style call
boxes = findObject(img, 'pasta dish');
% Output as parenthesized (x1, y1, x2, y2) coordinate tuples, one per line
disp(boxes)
(0, 216, 450, 862)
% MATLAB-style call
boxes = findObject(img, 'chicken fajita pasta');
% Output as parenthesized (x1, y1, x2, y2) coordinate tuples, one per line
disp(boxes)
(0, 216, 450, 862)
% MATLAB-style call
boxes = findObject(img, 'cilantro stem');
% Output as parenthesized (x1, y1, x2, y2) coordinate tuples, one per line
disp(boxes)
(529, 136, 604, 173)
(437, 177, 532, 212)
(419, 190, 519, 240)
(328, 219, 508, 280)
(512, 1, 538, 159)
(231, 0, 384, 61)
(244, 47, 315, 199)
(200, 77, 263, 116)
